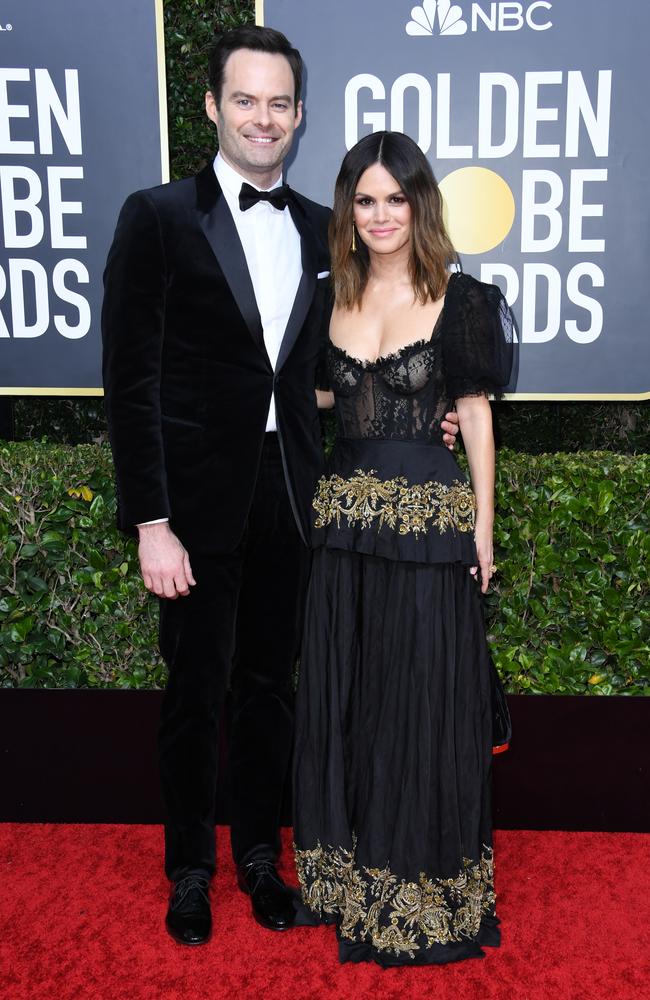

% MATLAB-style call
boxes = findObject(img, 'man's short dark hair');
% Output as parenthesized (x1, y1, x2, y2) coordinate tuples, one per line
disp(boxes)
(208, 25, 303, 110)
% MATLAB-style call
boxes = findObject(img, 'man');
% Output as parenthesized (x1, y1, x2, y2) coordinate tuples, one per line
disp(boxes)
(102, 25, 459, 946)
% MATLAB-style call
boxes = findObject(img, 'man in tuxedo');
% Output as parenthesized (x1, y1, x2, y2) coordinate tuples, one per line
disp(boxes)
(103, 25, 458, 946)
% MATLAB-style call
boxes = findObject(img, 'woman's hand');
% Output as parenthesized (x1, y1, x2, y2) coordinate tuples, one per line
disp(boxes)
(456, 395, 495, 595)
(470, 522, 495, 594)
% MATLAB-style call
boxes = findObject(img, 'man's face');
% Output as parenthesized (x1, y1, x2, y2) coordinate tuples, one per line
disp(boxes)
(206, 49, 302, 185)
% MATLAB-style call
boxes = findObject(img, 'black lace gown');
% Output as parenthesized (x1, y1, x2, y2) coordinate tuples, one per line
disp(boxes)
(292, 272, 514, 967)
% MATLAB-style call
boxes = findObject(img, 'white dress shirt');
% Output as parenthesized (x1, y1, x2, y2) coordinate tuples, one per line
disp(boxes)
(214, 152, 302, 433)
(137, 154, 303, 526)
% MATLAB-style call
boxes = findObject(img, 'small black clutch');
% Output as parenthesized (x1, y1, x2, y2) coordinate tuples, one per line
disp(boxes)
(490, 658, 512, 755)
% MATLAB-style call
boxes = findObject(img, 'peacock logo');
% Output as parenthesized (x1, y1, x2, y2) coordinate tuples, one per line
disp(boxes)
(406, 0, 468, 36)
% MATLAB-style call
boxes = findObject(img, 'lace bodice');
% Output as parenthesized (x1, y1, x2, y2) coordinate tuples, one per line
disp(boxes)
(329, 333, 448, 443)
(326, 272, 514, 445)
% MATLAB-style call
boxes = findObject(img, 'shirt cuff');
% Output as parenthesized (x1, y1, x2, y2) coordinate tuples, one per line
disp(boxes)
(136, 518, 169, 526)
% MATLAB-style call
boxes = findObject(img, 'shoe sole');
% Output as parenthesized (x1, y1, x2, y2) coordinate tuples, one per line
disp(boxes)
(238, 882, 295, 932)
(165, 920, 212, 946)
(251, 909, 295, 932)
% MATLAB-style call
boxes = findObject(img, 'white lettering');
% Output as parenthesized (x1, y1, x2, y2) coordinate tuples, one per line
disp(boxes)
(568, 169, 606, 252)
(523, 71, 562, 157)
(391, 74, 431, 153)
(499, 3, 524, 31)
(0, 69, 35, 155)
(0, 267, 10, 337)
(0, 167, 44, 248)
(521, 263, 562, 342)
(9, 259, 49, 338)
(472, 3, 498, 31)
(471, 1, 552, 32)
(47, 166, 87, 249)
(526, 1, 553, 30)
(436, 74, 472, 159)
(565, 70, 611, 157)
(478, 73, 519, 158)
(521, 170, 563, 252)
(34, 69, 82, 156)
(53, 259, 91, 338)
(565, 263, 604, 343)
(345, 74, 385, 149)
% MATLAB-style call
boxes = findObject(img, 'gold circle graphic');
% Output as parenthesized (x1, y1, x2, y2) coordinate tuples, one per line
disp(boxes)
(438, 167, 515, 255)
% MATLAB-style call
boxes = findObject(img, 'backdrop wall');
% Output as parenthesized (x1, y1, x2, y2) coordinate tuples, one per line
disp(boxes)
(0, 0, 167, 394)
(260, 0, 650, 399)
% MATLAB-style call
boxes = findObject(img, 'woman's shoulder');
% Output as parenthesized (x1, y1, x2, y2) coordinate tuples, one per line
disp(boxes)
(446, 270, 505, 311)
(442, 271, 514, 396)
(443, 271, 512, 340)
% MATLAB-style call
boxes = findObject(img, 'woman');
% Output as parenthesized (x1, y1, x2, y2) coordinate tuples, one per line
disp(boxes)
(293, 131, 513, 966)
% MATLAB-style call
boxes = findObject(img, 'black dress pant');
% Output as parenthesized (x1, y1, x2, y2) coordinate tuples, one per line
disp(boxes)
(158, 434, 310, 881)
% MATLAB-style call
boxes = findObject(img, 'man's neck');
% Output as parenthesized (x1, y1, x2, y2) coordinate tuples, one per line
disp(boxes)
(219, 150, 282, 190)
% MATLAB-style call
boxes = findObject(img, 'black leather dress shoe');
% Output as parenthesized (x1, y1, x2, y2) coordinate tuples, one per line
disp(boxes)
(237, 860, 296, 931)
(165, 873, 212, 945)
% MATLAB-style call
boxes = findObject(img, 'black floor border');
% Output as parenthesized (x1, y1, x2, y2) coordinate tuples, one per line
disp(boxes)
(1, 691, 648, 831)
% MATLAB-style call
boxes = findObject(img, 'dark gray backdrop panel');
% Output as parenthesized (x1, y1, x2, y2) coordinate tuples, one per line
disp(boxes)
(0, 0, 165, 391)
(263, 0, 650, 397)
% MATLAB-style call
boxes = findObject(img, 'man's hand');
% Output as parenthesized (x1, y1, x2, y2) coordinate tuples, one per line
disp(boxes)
(315, 388, 335, 409)
(137, 523, 196, 599)
(441, 410, 460, 451)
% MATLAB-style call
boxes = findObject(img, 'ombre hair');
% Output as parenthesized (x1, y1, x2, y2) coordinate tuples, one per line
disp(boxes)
(329, 131, 457, 309)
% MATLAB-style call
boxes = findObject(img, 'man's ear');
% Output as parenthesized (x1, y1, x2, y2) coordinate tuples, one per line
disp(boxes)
(294, 99, 303, 131)
(205, 90, 219, 126)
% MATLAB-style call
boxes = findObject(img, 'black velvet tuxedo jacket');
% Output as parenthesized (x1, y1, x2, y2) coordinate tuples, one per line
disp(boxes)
(102, 163, 332, 555)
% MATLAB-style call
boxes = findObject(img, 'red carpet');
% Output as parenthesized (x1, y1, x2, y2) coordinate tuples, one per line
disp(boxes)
(0, 826, 648, 1000)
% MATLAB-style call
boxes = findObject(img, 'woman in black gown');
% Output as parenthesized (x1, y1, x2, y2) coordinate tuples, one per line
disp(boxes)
(293, 131, 513, 967)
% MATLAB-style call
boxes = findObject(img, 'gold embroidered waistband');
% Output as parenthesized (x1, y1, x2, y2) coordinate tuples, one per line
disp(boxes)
(313, 469, 475, 537)
(295, 839, 495, 957)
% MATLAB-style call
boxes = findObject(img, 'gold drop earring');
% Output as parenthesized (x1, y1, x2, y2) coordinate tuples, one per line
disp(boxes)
(351, 224, 357, 253)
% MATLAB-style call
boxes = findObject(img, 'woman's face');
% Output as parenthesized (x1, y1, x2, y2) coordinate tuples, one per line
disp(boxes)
(353, 163, 412, 256)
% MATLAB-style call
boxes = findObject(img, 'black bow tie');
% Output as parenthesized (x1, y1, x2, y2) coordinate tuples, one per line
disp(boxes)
(239, 182, 292, 212)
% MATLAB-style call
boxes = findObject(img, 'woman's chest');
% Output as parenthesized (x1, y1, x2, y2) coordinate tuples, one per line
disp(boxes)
(328, 338, 445, 398)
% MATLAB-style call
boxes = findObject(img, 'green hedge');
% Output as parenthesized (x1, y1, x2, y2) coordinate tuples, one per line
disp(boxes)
(0, 443, 648, 693)
(0, 444, 162, 689)
(488, 451, 649, 695)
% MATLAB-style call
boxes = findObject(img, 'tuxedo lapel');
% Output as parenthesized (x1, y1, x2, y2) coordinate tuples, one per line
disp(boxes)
(194, 166, 267, 359)
(276, 197, 318, 372)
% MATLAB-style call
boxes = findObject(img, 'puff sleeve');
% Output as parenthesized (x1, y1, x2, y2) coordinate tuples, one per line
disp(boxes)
(442, 272, 514, 400)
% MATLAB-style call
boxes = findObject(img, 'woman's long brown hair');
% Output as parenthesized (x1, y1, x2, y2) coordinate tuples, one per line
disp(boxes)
(329, 131, 458, 310)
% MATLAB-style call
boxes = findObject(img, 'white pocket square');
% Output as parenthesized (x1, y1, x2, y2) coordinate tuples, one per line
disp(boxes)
(317, 270, 330, 279)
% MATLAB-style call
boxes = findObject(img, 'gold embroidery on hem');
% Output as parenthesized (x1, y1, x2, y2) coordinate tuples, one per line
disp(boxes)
(294, 840, 495, 958)
(313, 470, 475, 537)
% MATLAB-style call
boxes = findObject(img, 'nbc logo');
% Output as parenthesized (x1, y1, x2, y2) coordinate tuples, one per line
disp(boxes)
(406, 1, 552, 36)
(407, 0, 467, 35)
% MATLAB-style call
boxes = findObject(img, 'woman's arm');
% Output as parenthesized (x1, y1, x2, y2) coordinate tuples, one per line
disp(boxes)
(455, 395, 495, 594)
(315, 389, 335, 409)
